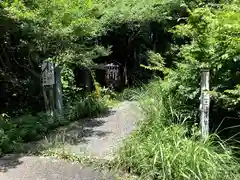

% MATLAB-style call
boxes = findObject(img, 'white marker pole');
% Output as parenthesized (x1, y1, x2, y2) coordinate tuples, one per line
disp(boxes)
(200, 69, 210, 140)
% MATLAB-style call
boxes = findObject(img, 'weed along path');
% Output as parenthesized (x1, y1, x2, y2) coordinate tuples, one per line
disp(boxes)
(0, 101, 141, 180)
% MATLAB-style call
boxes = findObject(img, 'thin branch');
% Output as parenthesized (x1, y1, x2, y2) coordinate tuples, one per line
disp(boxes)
(11, 52, 41, 78)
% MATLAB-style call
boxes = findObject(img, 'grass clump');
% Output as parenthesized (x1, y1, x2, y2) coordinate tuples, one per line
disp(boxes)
(120, 86, 145, 101)
(41, 148, 111, 170)
(116, 80, 240, 180)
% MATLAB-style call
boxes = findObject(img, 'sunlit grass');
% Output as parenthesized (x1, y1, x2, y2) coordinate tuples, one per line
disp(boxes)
(116, 80, 240, 180)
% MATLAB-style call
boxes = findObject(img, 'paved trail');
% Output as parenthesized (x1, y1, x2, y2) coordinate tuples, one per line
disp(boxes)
(65, 101, 140, 159)
(0, 101, 141, 180)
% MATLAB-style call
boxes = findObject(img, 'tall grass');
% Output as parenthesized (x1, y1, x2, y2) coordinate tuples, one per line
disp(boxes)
(121, 87, 144, 101)
(117, 80, 240, 180)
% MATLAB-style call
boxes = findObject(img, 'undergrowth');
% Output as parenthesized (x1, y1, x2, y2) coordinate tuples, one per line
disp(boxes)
(120, 86, 144, 101)
(116, 80, 240, 180)
(41, 148, 138, 180)
(0, 93, 109, 155)
(41, 148, 111, 170)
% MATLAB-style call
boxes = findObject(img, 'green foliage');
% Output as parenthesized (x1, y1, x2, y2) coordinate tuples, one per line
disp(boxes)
(171, 1, 240, 107)
(65, 94, 108, 120)
(121, 87, 144, 101)
(0, 0, 193, 114)
(117, 80, 240, 180)
(141, 51, 172, 77)
(1, 1, 239, 176)
(141, 51, 165, 71)
(0, 0, 191, 69)
(116, 2, 240, 178)
(1, 0, 110, 66)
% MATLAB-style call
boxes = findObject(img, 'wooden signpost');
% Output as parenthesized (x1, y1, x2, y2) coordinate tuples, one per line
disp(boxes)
(41, 61, 63, 117)
(200, 68, 210, 140)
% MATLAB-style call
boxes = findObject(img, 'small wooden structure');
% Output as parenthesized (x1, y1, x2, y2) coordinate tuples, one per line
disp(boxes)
(74, 62, 125, 91)
(105, 63, 122, 89)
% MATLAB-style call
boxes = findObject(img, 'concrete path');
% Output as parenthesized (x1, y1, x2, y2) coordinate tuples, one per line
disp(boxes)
(0, 156, 113, 180)
(64, 101, 141, 159)
(0, 101, 141, 180)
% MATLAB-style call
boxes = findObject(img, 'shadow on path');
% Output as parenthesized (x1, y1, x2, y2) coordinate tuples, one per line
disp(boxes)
(0, 154, 23, 173)
(0, 110, 116, 173)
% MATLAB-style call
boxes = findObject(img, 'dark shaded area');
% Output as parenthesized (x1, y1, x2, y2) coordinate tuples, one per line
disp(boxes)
(0, 7, 44, 116)
(74, 16, 189, 92)
(210, 104, 240, 146)
(210, 59, 240, 141)
(0, 154, 23, 173)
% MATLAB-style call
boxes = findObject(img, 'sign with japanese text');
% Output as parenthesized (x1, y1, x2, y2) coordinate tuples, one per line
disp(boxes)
(41, 61, 55, 86)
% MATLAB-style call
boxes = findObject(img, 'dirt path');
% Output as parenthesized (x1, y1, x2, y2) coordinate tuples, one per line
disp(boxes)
(0, 101, 141, 180)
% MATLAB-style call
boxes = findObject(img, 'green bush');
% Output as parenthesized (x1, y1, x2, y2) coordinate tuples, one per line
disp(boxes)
(65, 94, 108, 120)
(170, 1, 240, 117)
(117, 80, 240, 180)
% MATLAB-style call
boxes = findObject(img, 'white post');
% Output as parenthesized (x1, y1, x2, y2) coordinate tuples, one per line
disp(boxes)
(200, 69, 210, 140)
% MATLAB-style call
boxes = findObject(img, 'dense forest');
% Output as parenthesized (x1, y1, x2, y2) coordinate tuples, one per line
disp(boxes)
(0, 0, 215, 115)
(0, 0, 240, 179)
